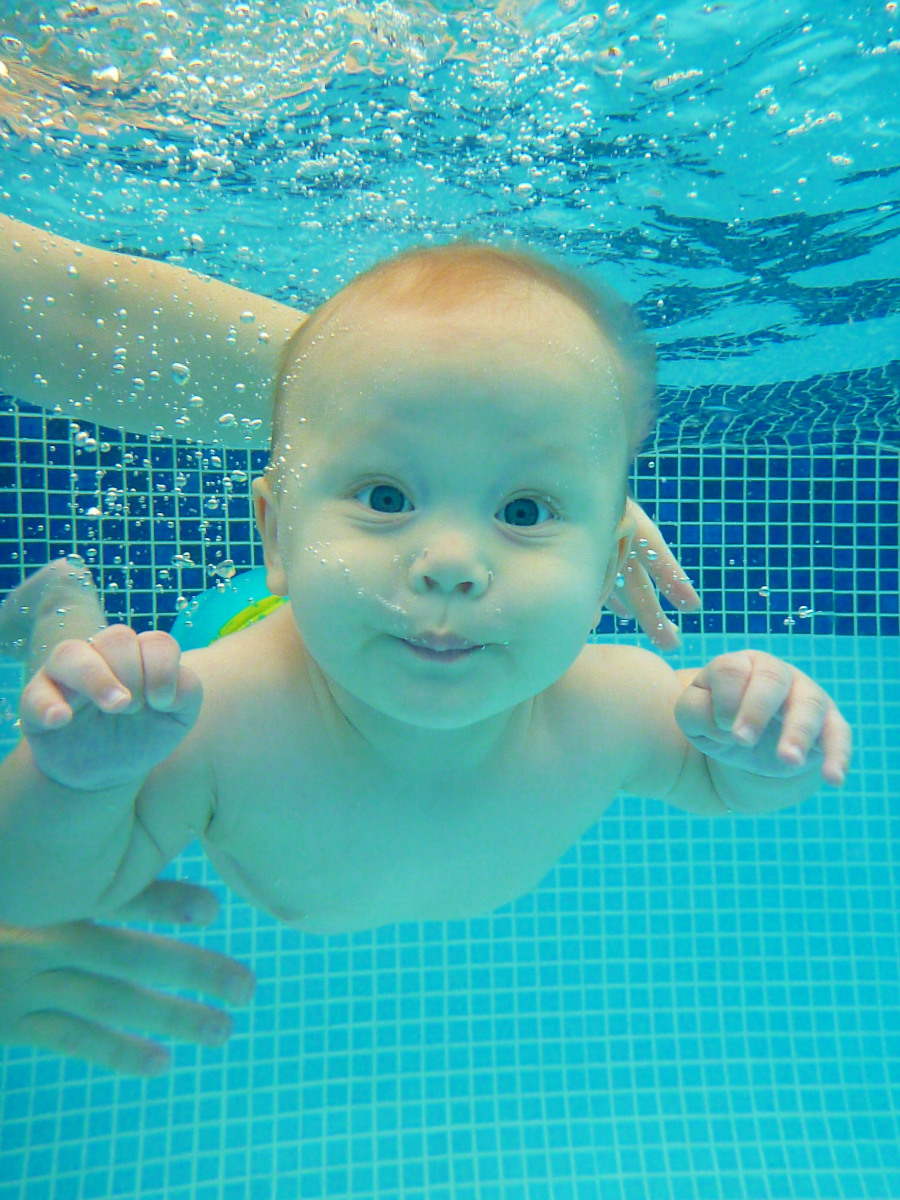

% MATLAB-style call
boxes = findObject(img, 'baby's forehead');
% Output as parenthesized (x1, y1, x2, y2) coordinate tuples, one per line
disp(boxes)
(279, 342, 627, 480)
(355, 284, 608, 348)
(290, 289, 618, 400)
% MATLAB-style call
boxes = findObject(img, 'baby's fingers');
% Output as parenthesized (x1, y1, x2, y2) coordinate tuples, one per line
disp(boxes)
(767, 675, 830, 766)
(723, 654, 793, 741)
(777, 687, 852, 784)
(134, 631, 189, 712)
(20, 639, 132, 733)
(817, 705, 853, 787)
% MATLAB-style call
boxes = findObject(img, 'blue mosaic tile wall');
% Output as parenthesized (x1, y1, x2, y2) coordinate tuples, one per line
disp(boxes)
(1, 370, 898, 640)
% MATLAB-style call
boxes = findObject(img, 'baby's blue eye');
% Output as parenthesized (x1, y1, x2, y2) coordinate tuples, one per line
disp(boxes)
(355, 483, 412, 513)
(498, 497, 554, 527)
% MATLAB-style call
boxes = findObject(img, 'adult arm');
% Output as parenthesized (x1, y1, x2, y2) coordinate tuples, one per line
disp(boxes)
(0, 213, 301, 448)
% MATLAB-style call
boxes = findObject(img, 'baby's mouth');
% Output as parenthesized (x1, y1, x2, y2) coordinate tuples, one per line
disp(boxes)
(401, 632, 486, 661)
(403, 643, 484, 663)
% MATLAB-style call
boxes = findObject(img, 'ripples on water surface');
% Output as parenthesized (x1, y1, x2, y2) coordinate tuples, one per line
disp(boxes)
(0, 0, 897, 402)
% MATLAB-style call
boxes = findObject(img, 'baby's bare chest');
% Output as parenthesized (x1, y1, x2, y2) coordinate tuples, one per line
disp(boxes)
(202, 713, 620, 934)
(193, 622, 630, 934)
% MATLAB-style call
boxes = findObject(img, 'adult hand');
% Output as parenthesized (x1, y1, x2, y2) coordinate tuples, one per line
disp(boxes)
(0, 879, 254, 1076)
(604, 497, 701, 650)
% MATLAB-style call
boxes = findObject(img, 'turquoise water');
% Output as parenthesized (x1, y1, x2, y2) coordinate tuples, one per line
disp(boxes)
(1, 1, 899, 1196)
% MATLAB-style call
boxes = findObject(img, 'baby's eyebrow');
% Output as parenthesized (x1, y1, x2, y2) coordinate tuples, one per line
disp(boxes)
(514, 444, 585, 468)
(331, 422, 582, 464)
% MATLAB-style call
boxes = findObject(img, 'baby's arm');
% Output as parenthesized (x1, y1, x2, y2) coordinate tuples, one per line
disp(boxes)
(0, 626, 211, 926)
(0, 213, 301, 448)
(621, 648, 851, 817)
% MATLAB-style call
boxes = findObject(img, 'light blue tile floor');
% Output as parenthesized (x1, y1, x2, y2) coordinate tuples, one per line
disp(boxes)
(1, 633, 898, 1200)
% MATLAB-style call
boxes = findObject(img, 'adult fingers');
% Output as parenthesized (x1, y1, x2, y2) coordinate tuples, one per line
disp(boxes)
(625, 500, 701, 612)
(30, 920, 255, 1006)
(25, 967, 233, 1048)
(635, 538, 701, 613)
(12, 1009, 173, 1076)
(616, 561, 681, 648)
(112, 879, 220, 926)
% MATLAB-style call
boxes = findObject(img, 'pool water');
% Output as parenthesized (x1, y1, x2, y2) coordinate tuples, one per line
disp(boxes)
(1, 1, 898, 1197)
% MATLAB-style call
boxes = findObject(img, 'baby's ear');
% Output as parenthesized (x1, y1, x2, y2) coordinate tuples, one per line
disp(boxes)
(251, 475, 288, 595)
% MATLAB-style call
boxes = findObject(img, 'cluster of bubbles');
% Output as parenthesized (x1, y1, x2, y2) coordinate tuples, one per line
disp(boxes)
(2, 0, 896, 399)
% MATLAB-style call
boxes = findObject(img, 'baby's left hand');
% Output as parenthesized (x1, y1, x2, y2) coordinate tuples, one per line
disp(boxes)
(675, 651, 852, 787)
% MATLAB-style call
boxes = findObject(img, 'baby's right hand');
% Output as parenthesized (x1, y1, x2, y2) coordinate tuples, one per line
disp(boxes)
(19, 626, 203, 792)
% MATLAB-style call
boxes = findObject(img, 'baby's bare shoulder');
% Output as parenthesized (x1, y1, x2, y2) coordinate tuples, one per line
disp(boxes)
(181, 608, 310, 740)
(545, 643, 690, 801)
(178, 608, 322, 815)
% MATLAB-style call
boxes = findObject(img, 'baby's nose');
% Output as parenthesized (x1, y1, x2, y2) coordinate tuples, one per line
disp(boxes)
(423, 575, 474, 595)
(408, 545, 491, 598)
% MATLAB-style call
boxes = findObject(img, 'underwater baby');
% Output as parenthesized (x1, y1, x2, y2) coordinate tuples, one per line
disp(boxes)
(0, 242, 851, 934)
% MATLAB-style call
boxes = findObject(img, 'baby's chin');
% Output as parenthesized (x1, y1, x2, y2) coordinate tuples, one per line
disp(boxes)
(364, 692, 520, 731)
(340, 676, 529, 733)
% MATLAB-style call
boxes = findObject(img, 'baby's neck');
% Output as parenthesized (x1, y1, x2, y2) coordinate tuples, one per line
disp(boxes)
(322, 675, 531, 779)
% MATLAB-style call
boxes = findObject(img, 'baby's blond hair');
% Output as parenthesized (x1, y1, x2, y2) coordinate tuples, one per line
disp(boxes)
(268, 239, 657, 495)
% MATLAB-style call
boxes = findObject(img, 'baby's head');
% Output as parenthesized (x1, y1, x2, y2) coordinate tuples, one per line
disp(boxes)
(267, 240, 656, 510)
(253, 241, 658, 731)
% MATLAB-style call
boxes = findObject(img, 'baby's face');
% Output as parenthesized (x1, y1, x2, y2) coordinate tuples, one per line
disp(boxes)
(253, 296, 634, 731)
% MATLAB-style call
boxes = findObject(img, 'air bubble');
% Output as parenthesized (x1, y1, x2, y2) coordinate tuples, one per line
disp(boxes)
(214, 560, 237, 580)
(171, 362, 191, 386)
(91, 65, 120, 86)
(240, 311, 255, 324)
(758, 585, 770, 598)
